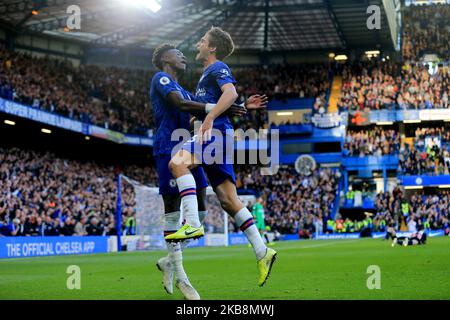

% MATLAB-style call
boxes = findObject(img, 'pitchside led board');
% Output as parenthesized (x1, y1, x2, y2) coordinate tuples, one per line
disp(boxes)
(0, 236, 109, 259)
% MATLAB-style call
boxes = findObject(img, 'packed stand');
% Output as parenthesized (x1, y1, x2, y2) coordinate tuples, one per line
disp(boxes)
(235, 166, 339, 236)
(0, 147, 158, 237)
(0, 44, 335, 134)
(343, 128, 400, 156)
(337, 60, 450, 112)
(399, 127, 450, 175)
(373, 188, 449, 235)
(413, 126, 450, 147)
(0, 46, 154, 135)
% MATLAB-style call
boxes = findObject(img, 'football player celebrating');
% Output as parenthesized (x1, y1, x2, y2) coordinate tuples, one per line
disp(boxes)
(150, 43, 266, 298)
(166, 27, 277, 287)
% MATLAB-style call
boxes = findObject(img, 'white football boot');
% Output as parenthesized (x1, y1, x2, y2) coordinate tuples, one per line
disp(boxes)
(156, 256, 173, 294)
(176, 279, 201, 300)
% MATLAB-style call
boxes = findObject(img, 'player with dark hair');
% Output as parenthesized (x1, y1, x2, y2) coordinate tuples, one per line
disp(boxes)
(150, 43, 266, 299)
(166, 27, 277, 287)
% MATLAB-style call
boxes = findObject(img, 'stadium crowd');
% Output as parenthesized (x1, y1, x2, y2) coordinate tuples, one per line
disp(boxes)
(399, 143, 450, 176)
(233, 64, 331, 101)
(0, 147, 158, 237)
(234, 166, 338, 236)
(0, 44, 335, 135)
(0, 145, 340, 238)
(0, 46, 154, 135)
(343, 128, 400, 156)
(337, 60, 450, 112)
(373, 188, 449, 235)
(399, 127, 450, 176)
(402, 4, 450, 62)
(413, 127, 450, 145)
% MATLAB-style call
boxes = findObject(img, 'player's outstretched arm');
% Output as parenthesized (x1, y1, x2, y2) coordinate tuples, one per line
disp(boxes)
(207, 83, 239, 120)
(166, 91, 246, 117)
(245, 94, 268, 110)
(166, 91, 210, 116)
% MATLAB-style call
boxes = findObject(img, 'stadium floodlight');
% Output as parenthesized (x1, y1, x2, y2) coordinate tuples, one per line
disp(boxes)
(365, 50, 380, 56)
(276, 112, 294, 116)
(117, 0, 162, 13)
(41, 128, 52, 134)
(404, 186, 423, 190)
(4, 120, 15, 126)
(376, 121, 393, 125)
(438, 185, 450, 188)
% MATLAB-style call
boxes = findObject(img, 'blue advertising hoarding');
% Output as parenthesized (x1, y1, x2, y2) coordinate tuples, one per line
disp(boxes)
(0, 236, 109, 259)
(0, 98, 152, 147)
(399, 175, 450, 187)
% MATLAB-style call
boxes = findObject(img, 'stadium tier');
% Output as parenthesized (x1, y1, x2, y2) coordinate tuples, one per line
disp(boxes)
(0, 1, 449, 241)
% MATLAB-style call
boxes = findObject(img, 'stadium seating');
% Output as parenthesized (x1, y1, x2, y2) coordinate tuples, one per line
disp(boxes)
(0, 146, 157, 236)
(1, 2, 450, 240)
(402, 4, 450, 62)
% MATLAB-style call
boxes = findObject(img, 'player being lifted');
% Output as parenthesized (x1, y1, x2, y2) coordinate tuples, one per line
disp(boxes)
(165, 27, 278, 287)
(150, 43, 266, 299)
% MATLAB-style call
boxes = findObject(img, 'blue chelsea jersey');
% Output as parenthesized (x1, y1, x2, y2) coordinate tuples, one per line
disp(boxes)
(195, 61, 236, 132)
(150, 71, 194, 156)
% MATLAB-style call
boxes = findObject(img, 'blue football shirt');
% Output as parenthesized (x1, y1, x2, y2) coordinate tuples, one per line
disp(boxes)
(150, 71, 194, 156)
(194, 61, 236, 132)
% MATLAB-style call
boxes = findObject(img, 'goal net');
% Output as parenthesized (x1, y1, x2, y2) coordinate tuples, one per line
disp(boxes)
(119, 175, 255, 251)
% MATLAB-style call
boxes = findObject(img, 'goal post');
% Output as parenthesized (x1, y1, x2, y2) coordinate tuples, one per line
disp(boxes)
(118, 175, 255, 251)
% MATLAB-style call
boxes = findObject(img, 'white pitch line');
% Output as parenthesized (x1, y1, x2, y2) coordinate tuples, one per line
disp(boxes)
(281, 239, 359, 250)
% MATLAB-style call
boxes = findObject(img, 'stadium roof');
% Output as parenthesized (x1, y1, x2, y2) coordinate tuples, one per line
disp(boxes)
(0, 0, 395, 52)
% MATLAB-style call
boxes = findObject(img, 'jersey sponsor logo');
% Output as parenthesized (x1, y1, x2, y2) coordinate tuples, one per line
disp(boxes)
(160, 76, 170, 85)
(196, 88, 206, 97)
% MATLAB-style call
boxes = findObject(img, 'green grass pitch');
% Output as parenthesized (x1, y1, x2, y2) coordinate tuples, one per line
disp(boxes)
(1, 237, 449, 300)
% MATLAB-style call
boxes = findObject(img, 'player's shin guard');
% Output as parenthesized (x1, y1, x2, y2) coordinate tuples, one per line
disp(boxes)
(177, 174, 201, 228)
(234, 207, 267, 261)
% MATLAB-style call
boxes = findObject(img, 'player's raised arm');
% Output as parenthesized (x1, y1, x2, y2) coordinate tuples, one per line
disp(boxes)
(198, 83, 237, 144)
(205, 83, 238, 120)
